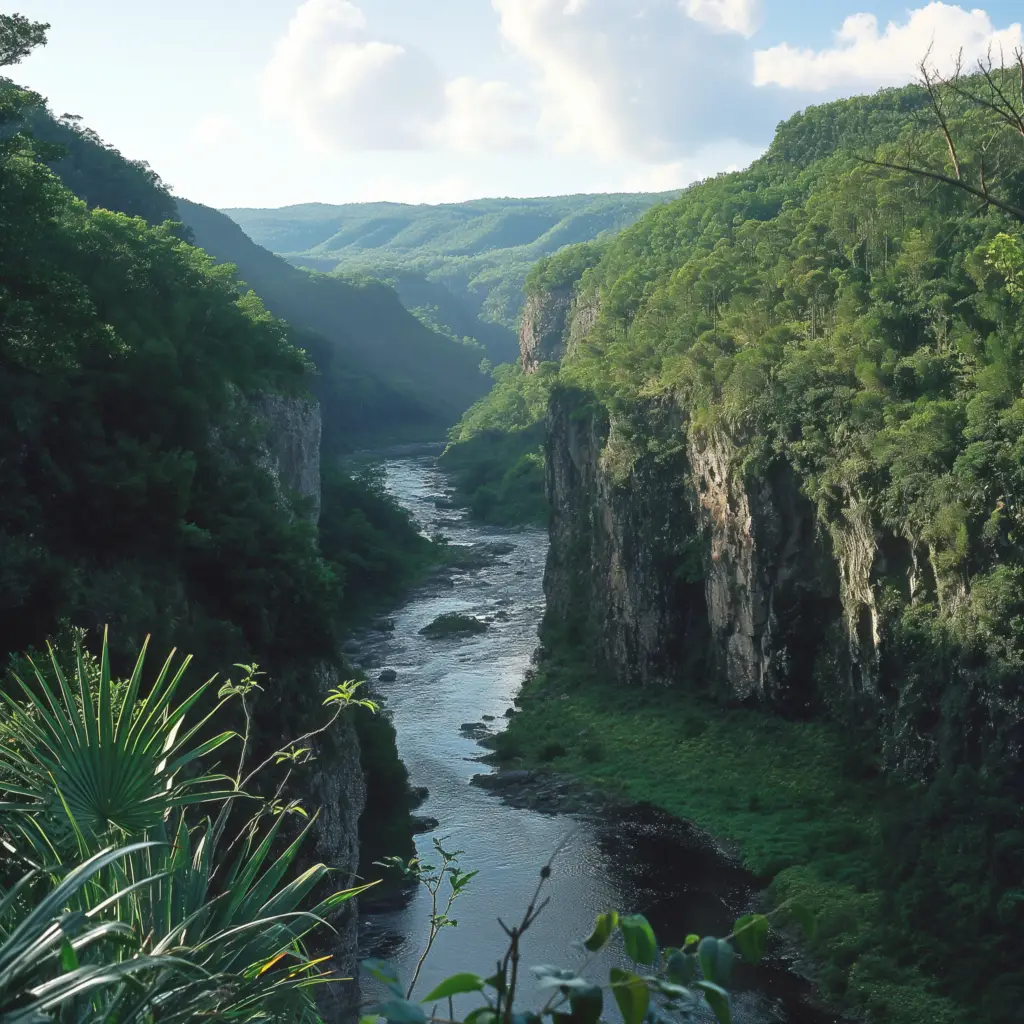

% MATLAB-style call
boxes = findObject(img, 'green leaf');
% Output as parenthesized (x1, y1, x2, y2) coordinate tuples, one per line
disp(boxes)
(684, 933, 700, 948)
(620, 913, 657, 966)
(372, 999, 427, 1024)
(422, 973, 486, 1001)
(463, 1009, 497, 1024)
(652, 979, 694, 1003)
(698, 937, 734, 985)
(696, 981, 732, 1024)
(665, 948, 698, 985)
(582, 910, 619, 952)
(363, 958, 405, 998)
(787, 902, 817, 941)
(733, 914, 769, 964)
(59, 938, 79, 972)
(568, 983, 603, 1024)
(609, 967, 650, 1024)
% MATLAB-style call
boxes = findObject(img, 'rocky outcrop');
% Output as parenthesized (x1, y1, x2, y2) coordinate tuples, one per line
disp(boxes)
(545, 390, 710, 691)
(520, 286, 602, 373)
(688, 430, 837, 709)
(520, 286, 573, 372)
(252, 392, 322, 523)
(248, 392, 365, 1022)
(546, 389, 840, 710)
(304, 663, 366, 1024)
(543, 377, 1024, 774)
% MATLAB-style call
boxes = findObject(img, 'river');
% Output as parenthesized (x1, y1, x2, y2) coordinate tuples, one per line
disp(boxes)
(350, 452, 842, 1024)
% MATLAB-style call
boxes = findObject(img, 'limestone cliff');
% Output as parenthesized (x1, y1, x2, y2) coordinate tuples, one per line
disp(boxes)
(520, 286, 573, 372)
(252, 393, 323, 523)
(544, 377, 1022, 777)
(251, 393, 366, 1022)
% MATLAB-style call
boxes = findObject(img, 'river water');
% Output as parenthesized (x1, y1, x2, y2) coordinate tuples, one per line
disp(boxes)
(350, 452, 841, 1024)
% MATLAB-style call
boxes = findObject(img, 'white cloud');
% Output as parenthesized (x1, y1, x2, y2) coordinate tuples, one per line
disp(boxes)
(754, 2, 1024, 92)
(264, 0, 543, 154)
(264, 0, 778, 164)
(683, 0, 762, 38)
(491, 0, 772, 161)
(439, 78, 540, 154)
(263, 0, 446, 150)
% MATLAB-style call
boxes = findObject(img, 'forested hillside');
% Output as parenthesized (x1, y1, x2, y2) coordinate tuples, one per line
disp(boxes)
(224, 193, 675, 339)
(1, 25, 429, 1014)
(475, 72, 1024, 1023)
(175, 199, 490, 450)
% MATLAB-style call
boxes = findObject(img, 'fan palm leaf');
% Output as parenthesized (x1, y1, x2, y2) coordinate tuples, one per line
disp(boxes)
(0, 629, 237, 848)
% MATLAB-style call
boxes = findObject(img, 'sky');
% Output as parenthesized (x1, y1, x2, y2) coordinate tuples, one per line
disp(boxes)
(8, 0, 1024, 209)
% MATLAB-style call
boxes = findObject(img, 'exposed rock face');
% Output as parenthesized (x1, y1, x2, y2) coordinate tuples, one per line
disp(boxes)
(520, 287, 602, 374)
(520, 286, 573, 372)
(249, 393, 365, 1022)
(304, 663, 366, 1024)
(252, 392, 322, 523)
(544, 373, 1024, 775)
(687, 429, 836, 708)
(545, 390, 709, 691)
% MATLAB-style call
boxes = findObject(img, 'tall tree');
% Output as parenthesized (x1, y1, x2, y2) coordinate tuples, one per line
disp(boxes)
(0, 13, 48, 67)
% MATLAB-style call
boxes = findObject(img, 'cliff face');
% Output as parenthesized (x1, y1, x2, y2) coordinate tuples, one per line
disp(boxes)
(253, 393, 323, 524)
(520, 286, 573, 372)
(546, 391, 836, 709)
(251, 393, 366, 1022)
(544, 381, 1022, 777)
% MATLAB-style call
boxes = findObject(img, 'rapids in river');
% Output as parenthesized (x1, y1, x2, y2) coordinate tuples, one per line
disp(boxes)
(350, 452, 842, 1024)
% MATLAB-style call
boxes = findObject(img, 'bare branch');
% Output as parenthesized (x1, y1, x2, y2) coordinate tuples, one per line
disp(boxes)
(918, 54, 962, 179)
(857, 156, 1024, 222)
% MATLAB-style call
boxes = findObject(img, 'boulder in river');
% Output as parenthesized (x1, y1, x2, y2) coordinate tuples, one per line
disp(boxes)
(460, 722, 492, 741)
(411, 815, 440, 835)
(371, 618, 395, 632)
(419, 613, 488, 638)
(359, 655, 382, 669)
(378, 669, 398, 682)
(473, 769, 532, 790)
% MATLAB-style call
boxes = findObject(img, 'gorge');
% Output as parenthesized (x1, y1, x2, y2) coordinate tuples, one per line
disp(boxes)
(4, 10, 1024, 1024)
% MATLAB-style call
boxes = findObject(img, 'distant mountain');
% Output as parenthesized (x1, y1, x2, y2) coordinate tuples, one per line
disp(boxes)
(23, 108, 493, 450)
(223, 193, 678, 337)
(175, 199, 491, 450)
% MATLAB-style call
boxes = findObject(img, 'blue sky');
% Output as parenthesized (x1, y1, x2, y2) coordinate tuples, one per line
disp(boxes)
(10, 1, 1024, 208)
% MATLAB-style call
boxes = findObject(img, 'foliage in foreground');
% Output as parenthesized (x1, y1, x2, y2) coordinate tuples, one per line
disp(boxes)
(0, 628, 798, 1024)
(362, 839, 814, 1024)
(0, 630, 375, 1022)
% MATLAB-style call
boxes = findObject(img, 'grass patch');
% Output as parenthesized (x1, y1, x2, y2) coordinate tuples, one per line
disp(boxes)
(503, 651, 967, 1024)
(419, 612, 489, 638)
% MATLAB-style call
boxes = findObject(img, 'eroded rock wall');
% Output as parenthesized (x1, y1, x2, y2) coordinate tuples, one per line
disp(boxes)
(544, 367, 1024, 776)
(520, 286, 573, 373)
(249, 392, 366, 1022)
